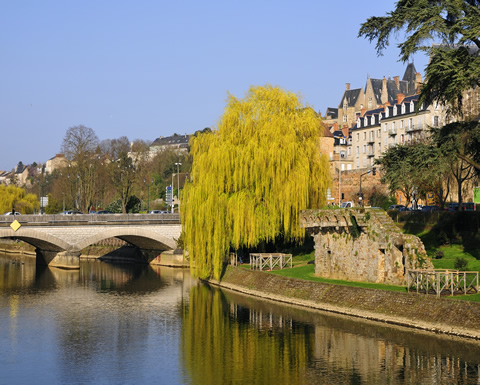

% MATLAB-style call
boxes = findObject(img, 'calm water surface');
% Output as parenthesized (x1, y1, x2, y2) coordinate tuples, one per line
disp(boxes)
(1, 252, 480, 384)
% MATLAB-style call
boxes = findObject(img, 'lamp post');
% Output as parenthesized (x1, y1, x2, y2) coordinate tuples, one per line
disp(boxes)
(175, 162, 182, 212)
(359, 167, 376, 207)
(67, 174, 75, 210)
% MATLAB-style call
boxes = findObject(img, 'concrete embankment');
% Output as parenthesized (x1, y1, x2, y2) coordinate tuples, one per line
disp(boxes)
(210, 267, 480, 340)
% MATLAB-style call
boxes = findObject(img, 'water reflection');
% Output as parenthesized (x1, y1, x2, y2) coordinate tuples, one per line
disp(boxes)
(0, 252, 194, 385)
(2, 252, 480, 384)
(182, 283, 480, 385)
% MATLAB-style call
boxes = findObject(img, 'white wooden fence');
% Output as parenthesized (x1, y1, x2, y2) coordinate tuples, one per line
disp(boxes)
(406, 269, 479, 297)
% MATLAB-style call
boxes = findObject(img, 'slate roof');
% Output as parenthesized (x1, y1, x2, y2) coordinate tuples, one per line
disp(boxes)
(339, 88, 362, 109)
(324, 107, 338, 119)
(150, 134, 190, 148)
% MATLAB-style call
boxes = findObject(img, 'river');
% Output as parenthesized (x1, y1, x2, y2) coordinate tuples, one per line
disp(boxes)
(1, 252, 480, 384)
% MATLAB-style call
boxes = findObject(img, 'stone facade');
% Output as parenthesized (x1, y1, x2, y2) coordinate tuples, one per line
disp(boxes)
(301, 209, 432, 285)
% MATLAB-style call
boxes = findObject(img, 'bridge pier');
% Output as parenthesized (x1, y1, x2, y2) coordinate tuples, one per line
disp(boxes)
(36, 249, 81, 270)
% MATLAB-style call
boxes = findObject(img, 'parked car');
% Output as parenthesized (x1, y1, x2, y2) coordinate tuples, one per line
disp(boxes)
(149, 210, 169, 214)
(421, 205, 440, 212)
(388, 205, 405, 211)
(96, 210, 114, 214)
(3, 212, 21, 215)
(340, 201, 354, 208)
(61, 210, 84, 215)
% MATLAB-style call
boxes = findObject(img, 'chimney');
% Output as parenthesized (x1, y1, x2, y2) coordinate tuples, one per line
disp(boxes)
(381, 76, 388, 104)
(361, 107, 367, 117)
(397, 93, 405, 104)
(342, 125, 349, 139)
(346, 83, 350, 90)
(393, 76, 400, 89)
(415, 72, 422, 93)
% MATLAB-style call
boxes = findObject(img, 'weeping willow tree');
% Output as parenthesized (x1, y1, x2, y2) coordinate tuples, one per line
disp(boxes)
(182, 85, 331, 280)
(0, 185, 39, 214)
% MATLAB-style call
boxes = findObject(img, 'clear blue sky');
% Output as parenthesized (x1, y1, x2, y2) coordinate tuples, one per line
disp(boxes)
(1, 0, 428, 171)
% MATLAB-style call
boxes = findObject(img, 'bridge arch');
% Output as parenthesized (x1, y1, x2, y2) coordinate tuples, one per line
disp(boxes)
(0, 228, 71, 252)
(74, 227, 178, 251)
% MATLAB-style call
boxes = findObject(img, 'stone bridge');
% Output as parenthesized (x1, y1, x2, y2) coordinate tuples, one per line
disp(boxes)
(0, 214, 182, 269)
(300, 208, 432, 285)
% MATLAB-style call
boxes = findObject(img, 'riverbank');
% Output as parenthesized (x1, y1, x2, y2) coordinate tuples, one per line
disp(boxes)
(209, 267, 480, 340)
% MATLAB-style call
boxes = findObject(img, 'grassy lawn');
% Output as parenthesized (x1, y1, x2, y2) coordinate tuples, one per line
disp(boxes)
(269, 263, 407, 292)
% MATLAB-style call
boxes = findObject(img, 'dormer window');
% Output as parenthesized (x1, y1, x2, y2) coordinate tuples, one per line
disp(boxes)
(358, 118, 362, 127)
(401, 103, 406, 114)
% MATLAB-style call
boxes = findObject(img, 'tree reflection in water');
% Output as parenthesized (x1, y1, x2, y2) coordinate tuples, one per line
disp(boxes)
(181, 283, 480, 385)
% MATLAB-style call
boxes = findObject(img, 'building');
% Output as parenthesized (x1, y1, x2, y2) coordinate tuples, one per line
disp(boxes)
(45, 154, 68, 174)
(148, 133, 190, 158)
(328, 63, 422, 129)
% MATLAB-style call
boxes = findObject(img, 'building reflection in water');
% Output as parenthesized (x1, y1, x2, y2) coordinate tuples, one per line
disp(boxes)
(182, 283, 480, 385)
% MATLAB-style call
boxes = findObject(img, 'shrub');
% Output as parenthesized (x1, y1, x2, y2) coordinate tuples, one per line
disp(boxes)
(435, 250, 444, 259)
(454, 257, 468, 271)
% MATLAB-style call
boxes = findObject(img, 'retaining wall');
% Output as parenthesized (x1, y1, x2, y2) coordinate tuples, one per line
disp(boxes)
(213, 267, 480, 340)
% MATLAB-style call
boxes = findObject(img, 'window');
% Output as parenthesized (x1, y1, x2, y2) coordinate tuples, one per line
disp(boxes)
(433, 116, 439, 127)
(357, 133, 360, 141)
(368, 96, 373, 109)
(402, 103, 406, 114)
(384, 122, 388, 132)
(363, 145, 366, 153)
(401, 120, 404, 128)
(356, 146, 359, 155)
(377, 129, 381, 138)
(363, 132, 366, 140)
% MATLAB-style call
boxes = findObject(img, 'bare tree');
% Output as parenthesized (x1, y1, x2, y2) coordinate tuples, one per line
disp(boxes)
(61, 125, 100, 212)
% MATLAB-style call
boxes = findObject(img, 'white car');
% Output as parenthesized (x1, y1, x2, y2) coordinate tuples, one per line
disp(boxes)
(3, 212, 21, 215)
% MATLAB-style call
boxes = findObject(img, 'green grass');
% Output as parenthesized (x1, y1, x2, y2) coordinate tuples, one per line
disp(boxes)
(268, 264, 407, 292)
(430, 244, 480, 271)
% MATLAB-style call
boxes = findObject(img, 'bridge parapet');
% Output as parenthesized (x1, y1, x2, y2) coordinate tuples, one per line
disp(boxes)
(0, 213, 180, 226)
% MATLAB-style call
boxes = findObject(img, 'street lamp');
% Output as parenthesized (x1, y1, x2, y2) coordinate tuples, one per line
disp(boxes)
(359, 167, 376, 207)
(67, 174, 75, 210)
(175, 162, 182, 212)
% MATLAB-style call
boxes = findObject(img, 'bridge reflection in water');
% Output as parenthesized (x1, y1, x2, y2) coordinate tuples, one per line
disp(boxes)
(2, 253, 480, 384)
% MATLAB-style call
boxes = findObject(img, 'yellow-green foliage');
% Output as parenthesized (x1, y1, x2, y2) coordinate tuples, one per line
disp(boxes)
(0, 185, 39, 214)
(182, 85, 331, 280)
(181, 285, 310, 384)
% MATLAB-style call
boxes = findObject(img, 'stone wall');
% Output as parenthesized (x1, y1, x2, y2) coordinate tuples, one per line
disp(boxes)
(215, 268, 480, 340)
(301, 209, 432, 285)
(330, 169, 385, 206)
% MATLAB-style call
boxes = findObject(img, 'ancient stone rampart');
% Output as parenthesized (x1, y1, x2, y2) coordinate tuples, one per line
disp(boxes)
(300, 209, 432, 285)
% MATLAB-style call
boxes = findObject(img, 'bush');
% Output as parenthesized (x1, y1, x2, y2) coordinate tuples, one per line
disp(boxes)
(435, 250, 444, 259)
(368, 189, 396, 210)
(454, 256, 468, 270)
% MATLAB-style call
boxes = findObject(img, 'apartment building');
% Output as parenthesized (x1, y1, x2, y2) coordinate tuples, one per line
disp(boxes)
(349, 93, 446, 170)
